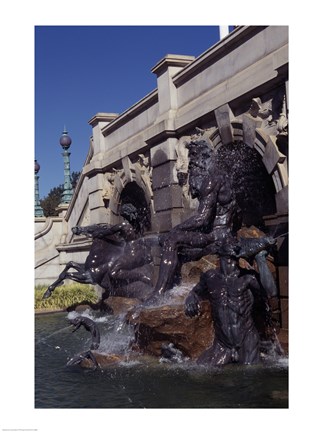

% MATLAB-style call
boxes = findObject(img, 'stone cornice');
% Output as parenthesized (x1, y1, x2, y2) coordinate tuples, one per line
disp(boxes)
(101, 89, 159, 137)
(151, 54, 195, 77)
(172, 26, 267, 88)
(88, 113, 119, 127)
(81, 117, 178, 178)
(82, 161, 104, 178)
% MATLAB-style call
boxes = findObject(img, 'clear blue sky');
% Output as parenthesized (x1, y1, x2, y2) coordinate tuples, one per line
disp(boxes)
(35, 26, 231, 199)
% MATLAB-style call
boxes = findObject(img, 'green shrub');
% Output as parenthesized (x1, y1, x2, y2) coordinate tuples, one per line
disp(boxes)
(35, 283, 99, 310)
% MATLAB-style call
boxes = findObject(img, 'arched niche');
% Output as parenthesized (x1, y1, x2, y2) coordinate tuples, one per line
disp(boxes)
(210, 108, 288, 226)
(119, 181, 151, 232)
(106, 156, 153, 232)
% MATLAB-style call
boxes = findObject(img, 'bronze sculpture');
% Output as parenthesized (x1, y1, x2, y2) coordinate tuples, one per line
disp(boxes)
(185, 250, 276, 366)
(66, 316, 101, 369)
(42, 203, 156, 308)
(49, 135, 284, 367)
(147, 138, 240, 300)
(69, 315, 100, 350)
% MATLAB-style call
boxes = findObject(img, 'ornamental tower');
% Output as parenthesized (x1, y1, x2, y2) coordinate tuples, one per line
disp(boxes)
(59, 127, 73, 204)
(34, 160, 44, 217)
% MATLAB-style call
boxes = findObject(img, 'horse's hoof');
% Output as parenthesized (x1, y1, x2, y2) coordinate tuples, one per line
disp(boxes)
(42, 289, 52, 299)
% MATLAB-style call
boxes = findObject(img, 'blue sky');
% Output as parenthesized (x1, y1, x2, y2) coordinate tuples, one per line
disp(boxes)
(35, 26, 231, 198)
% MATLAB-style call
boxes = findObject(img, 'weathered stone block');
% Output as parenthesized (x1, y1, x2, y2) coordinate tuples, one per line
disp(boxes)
(150, 139, 177, 167)
(263, 135, 286, 174)
(153, 185, 183, 212)
(87, 173, 104, 193)
(89, 192, 104, 210)
(254, 128, 269, 155)
(242, 113, 262, 148)
(275, 185, 288, 214)
(89, 207, 109, 225)
(154, 208, 185, 232)
(232, 120, 244, 142)
(277, 160, 288, 188)
(214, 104, 234, 145)
(152, 161, 177, 190)
(121, 156, 134, 182)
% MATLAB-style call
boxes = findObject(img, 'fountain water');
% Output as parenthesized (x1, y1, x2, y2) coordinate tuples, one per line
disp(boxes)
(35, 309, 288, 408)
(35, 323, 73, 345)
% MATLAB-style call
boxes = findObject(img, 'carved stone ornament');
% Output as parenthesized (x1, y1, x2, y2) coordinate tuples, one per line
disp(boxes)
(248, 91, 288, 137)
(135, 153, 153, 198)
(102, 171, 116, 201)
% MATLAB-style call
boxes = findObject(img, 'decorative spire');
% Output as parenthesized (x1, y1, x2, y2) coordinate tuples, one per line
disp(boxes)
(60, 127, 72, 150)
(34, 159, 44, 217)
(59, 127, 73, 204)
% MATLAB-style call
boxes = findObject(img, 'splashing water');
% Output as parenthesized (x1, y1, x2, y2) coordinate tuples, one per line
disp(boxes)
(137, 283, 195, 312)
(98, 314, 134, 355)
(67, 309, 110, 323)
(66, 309, 134, 356)
(35, 312, 288, 408)
(35, 324, 73, 345)
(273, 356, 289, 368)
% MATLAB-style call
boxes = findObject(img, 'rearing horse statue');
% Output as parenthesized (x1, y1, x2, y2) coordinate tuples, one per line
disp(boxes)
(42, 204, 158, 308)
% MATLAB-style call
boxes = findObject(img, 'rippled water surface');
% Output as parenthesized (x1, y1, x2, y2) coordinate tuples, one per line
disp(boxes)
(35, 311, 288, 408)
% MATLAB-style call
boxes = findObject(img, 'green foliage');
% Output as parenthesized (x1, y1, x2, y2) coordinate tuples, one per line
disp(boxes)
(35, 283, 98, 310)
(40, 185, 63, 217)
(40, 171, 80, 217)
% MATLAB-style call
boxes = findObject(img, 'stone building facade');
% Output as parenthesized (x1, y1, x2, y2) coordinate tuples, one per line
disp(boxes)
(35, 26, 288, 333)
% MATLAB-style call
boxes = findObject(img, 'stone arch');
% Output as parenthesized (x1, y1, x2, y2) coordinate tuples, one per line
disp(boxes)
(106, 156, 154, 231)
(120, 182, 151, 231)
(211, 105, 288, 217)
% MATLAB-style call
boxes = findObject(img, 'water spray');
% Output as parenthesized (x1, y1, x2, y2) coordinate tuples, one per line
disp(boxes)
(36, 324, 74, 345)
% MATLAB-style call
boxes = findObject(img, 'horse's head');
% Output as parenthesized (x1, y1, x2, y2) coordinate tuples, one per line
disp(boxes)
(72, 226, 82, 235)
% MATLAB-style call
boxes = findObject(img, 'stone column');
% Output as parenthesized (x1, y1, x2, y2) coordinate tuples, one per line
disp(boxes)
(150, 138, 184, 233)
(88, 113, 118, 158)
(151, 54, 194, 122)
(86, 113, 119, 224)
(150, 55, 195, 233)
(87, 173, 109, 224)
